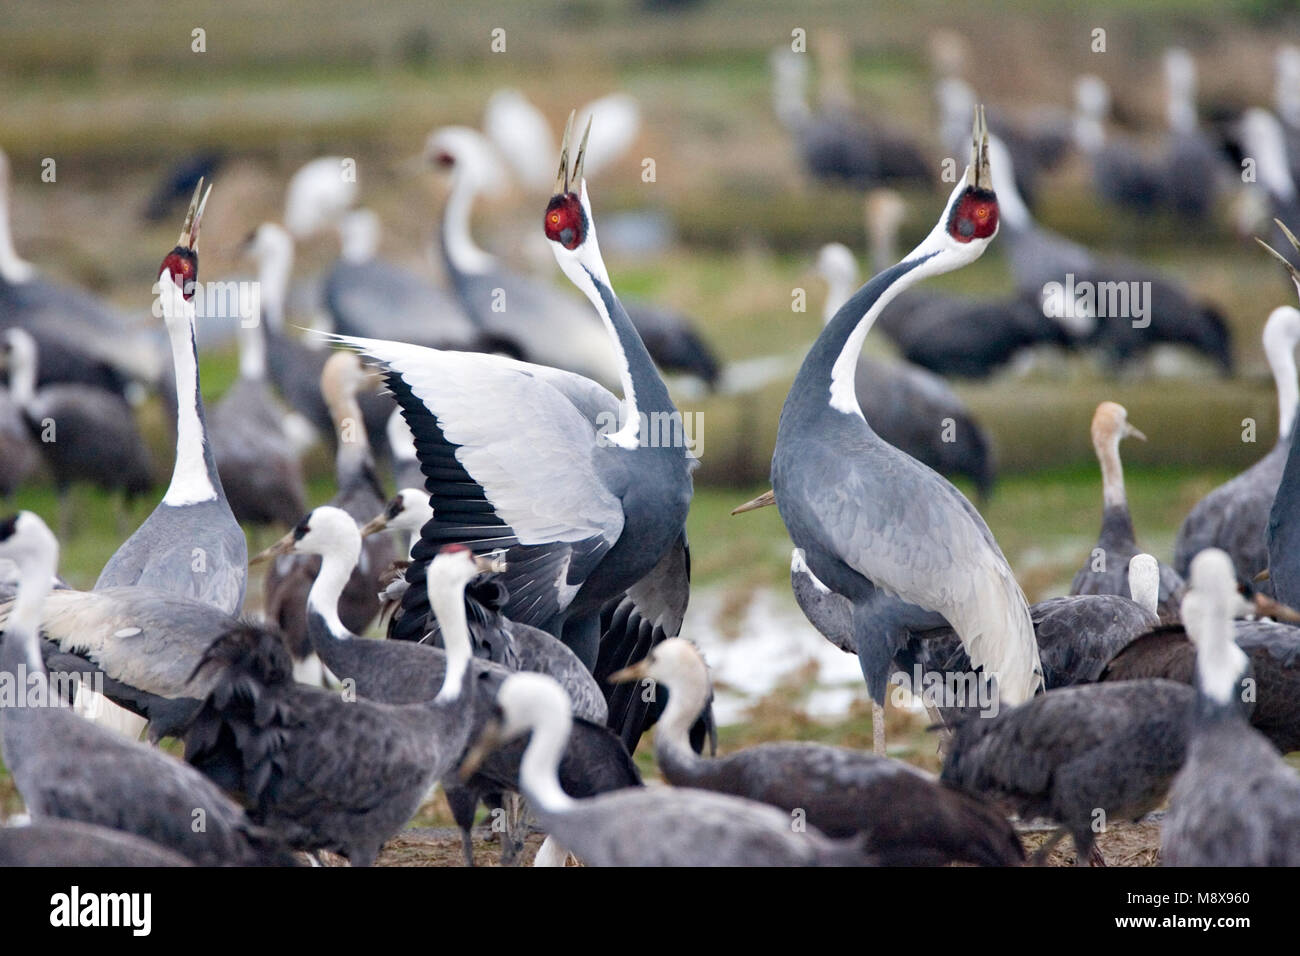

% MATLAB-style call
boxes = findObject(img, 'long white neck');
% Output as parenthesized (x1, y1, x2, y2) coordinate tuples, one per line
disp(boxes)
(161, 286, 217, 506)
(9, 546, 54, 674)
(1096, 432, 1126, 509)
(552, 200, 640, 448)
(255, 239, 293, 332)
(655, 668, 709, 764)
(307, 541, 358, 639)
(821, 271, 855, 324)
(1263, 308, 1299, 440)
(5, 337, 36, 408)
(0, 173, 35, 284)
(1128, 556, 1160, 615)
(1165, 58, 1198, 134)
(1185, 593, 1248, 706)
(237, 313, 267, 381)
(828, 213, 979, 417)
(442, 175, 496, 276)
(518, 703, 577, 813)
(1277, 50, 1300, 128)
(427, 573, 473, 703)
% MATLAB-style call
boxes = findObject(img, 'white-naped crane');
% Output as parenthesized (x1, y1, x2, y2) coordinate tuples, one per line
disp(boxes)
(95, 183, 248, 615)
(768, 110, 1044, 726)
(339, 117, 704, 752)
(1070, 402, 1185, 621)
(1178, 225, 1300, 588)
(322, 207, 490, 353)
(0, 512, 297, 866)
(814, 242, 996, 501)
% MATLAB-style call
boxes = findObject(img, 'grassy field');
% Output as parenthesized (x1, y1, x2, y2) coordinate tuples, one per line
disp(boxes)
(2, 0, 1300, 861)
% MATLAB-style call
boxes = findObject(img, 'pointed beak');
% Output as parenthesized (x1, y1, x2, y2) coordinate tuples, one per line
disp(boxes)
(1255, 219, 1300, 292)
(731, 489, 777, 515)
(1255, 592, 1300, 623)
(474, 550, 508, 575)
(1254, 567, 1271, 583)
(552, 110, 593, 197)
(458, 717, 504, 781)
(359, 514, 389, 538)
(607, 659, 650, 685)
(969, 105, 991, 191)
(178, 178, 213, 251)
(250, 530, 297, 565)
(1124, 423, 1148, 442)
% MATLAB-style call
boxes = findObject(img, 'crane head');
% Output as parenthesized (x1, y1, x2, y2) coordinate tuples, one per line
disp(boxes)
(159, 177, 211, 299)
(544, 111, 593, 252)
(944, 106, 998, 245)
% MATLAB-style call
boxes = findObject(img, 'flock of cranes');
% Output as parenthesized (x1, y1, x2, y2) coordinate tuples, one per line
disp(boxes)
(1, 33, 1300, 869)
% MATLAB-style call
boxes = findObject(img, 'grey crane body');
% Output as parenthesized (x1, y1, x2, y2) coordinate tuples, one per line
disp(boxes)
(1163, 706, 1300, 865)
(0, 818, 193, 866)
(1177, 435, 1289, 586)
(775, 222, 1042, 707)
(183, 620, 477, 866)
(209, 343, 307, 528)
(324, 254, 484, 353)
(941, 679, 1195, 862)
(0, 383, 37, 499)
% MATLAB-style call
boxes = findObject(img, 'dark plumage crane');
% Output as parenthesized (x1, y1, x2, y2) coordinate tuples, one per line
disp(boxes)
(1070, 402, 1185, 621)
(611, 638, 1024, 866)
(1161, 549, 1300, 865)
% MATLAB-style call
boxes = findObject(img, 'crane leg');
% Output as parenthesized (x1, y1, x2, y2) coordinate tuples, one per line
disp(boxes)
(871, 701, 886, 755)
(1030, 827, 1067, 866)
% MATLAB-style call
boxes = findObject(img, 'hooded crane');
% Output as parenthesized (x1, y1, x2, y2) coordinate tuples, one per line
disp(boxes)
(3, 327, 153, 538)
(184, 547, 491, 866)
(610, 638, 1024, 866)
(940, 654, 1196, 864)
(815, 242, 996, 500)
(1161, 549, 1300, 865)
(342, 117, 699, 749)
(255, 514, 631, 865)
(1176, 244, 1300, 587)
(95, 183, 248, 615)
(0, 148, 164, 398)
(262, 352, 394, 682)
(989, 135, 1233, 374)
(460, 671, 873, 866)
(1070, 402, 1185, 620)
(0, 512, 295, 866)
(769, 110, 1044, 719)
(209, 288, 309, 529)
